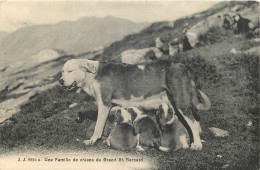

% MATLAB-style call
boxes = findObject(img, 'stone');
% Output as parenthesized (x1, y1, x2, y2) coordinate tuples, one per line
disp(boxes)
(209, 127, 229, 137)
(69, 103, 78, 108)
(185, 13, 224, 47)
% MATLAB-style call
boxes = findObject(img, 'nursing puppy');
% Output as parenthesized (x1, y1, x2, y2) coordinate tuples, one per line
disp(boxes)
(128, 107, 161, 151)
(59, 59, 211, 150)
(105, 106, 137, 150)
(85, 113, 116, 140)
(156, 103, 190, 152)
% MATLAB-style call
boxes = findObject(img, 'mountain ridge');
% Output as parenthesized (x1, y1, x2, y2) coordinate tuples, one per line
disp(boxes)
(0, 16, 149, 66)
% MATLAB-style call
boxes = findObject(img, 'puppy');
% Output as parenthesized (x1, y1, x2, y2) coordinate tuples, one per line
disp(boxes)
(156, 103, 189, 152)
(77, 111, 115, 144)
(128, 107, 161, 151)
(105, 106, 137, 150)
(76, 110, 98, 123)
(85, 115, 116, 140)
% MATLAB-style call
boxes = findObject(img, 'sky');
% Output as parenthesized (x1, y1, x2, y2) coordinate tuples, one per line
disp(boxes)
(0, 1, 220, 33)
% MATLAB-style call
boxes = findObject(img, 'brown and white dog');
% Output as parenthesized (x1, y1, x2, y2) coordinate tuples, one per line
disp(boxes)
(105, 106, 137, 150)
(59, 59, 211, 150)
(128, 106, 161, 151)
(156, 103, 190, 152)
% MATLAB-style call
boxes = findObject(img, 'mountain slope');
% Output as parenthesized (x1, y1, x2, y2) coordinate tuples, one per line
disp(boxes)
(0, 16, 149, 65)
(95, 1, 258, 62)
(0, 32, 7, 45)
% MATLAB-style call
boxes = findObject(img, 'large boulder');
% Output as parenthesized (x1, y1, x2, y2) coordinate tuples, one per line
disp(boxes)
(239, 3, 259, 28)
(121, 47, 163, 64)
(185, 13, 224, 47)
(32, 49, 64, 64)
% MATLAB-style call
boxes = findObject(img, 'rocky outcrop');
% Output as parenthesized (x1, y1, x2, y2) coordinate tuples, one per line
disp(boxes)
(121, 47, 163, 64)
(32, 49, 64, 64)
(185, 2, 259, 48)
(0, 82, 58, 123)
(185, 14, 224, 47)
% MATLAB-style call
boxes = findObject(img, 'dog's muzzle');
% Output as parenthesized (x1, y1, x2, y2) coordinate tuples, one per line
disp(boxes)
(59, 79, 65, 86)
(59, 80, 77, 91)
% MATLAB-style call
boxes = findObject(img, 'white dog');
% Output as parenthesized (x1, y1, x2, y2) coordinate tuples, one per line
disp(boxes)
(59, 59, 210, 150)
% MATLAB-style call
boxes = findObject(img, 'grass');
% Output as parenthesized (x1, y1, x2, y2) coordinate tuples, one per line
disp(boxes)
(0, 50, 259, 169)
(0, 1, 259, 169)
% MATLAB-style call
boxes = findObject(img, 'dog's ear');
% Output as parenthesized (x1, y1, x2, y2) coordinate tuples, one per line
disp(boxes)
(167, 107, 173, 120)
(80, 61, 97, 74)
(115, 109, 123, 124)
(127, 108, 137, 121)
(156, 105, 163, 118)
(167, 114, 178, 125)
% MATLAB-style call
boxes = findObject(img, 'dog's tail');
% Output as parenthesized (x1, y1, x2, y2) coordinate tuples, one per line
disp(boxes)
(191, 81, 211, 111)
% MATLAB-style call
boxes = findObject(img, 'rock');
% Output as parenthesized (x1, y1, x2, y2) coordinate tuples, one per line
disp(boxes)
(239, 3, 259, 29)
(247, 120, 253, 127)
(230, 48, 241, 54)
(185, 13, 224, 47)
(222, 164, 229, 169)
(0, 82, 58, 123)
(245, 46, 260, 54)
(155, 37, 164, 49)
(121, 47, 162, 64)
(0, 91, 36, 123)
(32, 49, 63, 64)
(169, 43, 178, 57)
(69, 103, 78, 108)
(249, 38, 260, 44)
(76, 89, 82, 94)
(253, 28, 260, 37)
(217, 154, 223, 158)
(168, 21, 174, 29)
(223, 13, 235, 29)
(209, 127, 229, 137)
(230, 5, 242, 12)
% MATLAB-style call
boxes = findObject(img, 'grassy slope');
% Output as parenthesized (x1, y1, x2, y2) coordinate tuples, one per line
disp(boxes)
(0, 31, 259, 169)
(0, 2, 259, 170)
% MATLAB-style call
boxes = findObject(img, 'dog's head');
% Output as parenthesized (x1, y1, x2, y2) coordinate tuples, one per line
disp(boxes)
(127, 106, 145, 122)
(156, 103, 178, 126)
(110, 106, 132, 125)
(59, 59, 98, 90)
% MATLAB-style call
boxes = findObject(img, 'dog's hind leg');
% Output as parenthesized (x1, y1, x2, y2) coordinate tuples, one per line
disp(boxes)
(165, 89, 202, 150)
(178, 110, 202, 150)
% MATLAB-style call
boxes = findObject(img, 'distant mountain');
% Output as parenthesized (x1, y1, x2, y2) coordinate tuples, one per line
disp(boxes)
(0, 32, 8, 44)
(0, 16, 149, 65)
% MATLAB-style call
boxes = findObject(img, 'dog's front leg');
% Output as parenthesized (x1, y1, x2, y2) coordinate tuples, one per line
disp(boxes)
(84, 105, 110, 146)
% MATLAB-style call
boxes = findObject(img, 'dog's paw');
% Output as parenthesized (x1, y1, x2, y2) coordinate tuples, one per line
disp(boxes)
(83, 140, 93, 146)
(104, 138, 111, 146)
(136, 145, 145, 151)
(190, 142, 202, 150)
(83, 135, 100, 146)
(182, 143, 190, 149)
